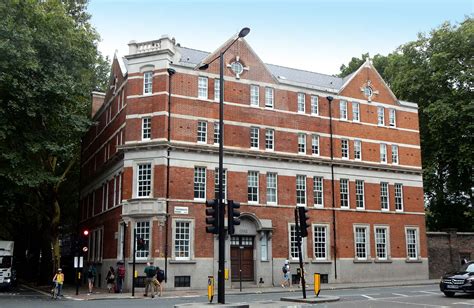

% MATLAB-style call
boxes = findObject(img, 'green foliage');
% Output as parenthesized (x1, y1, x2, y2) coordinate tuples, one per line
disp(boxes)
(0, 0, 110, 277)
(338, 18, 473, 231)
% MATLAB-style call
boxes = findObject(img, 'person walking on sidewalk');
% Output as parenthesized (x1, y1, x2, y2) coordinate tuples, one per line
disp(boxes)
(52, 268, 64, 297)
(155, 266, 165, 297)
(144, 262, 156, 298)
(87, 263, 97, 294)
(116, 261, 125, 293)
(106, 266, 116, 293)
(280, 260, 291, 288)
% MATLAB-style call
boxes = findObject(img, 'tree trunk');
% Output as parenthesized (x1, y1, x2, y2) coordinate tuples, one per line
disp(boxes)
(51, 189, 61, 274)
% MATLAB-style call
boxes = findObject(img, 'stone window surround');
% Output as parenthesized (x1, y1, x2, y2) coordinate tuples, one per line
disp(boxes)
(172, 218, 195, 261)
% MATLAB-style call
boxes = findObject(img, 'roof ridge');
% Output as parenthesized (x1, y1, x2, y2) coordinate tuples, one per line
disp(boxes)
(265, 62, 341, 80)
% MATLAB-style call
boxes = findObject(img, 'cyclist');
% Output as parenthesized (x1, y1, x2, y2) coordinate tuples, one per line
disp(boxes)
(52, 268, 64, 298)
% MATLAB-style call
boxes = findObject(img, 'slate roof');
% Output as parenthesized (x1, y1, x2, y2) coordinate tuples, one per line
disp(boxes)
(177, 46, 345, 91)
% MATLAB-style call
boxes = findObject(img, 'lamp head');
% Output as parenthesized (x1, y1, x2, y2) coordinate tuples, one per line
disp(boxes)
(238, 27, 250, 38)
(326, 96, 334, 102)
(198, 63, 209, 71)
(167, 68, 176, 75)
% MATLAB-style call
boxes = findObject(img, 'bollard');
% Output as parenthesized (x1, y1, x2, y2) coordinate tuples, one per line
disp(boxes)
(314, 273, 321, 297)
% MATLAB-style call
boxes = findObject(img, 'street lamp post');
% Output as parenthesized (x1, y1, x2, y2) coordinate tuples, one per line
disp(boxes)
(199, 27, 250, 304)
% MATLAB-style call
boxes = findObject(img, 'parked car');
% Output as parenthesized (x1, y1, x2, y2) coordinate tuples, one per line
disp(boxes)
(440, 261, 474, 297)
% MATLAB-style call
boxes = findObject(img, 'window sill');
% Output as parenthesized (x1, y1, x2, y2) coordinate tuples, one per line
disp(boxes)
(169, 260, 196, 264)
(353, 259, 372, 263)
(374, 259, 392, 263)
(405, 259, 422, 263)
(311, 260, 332, 264)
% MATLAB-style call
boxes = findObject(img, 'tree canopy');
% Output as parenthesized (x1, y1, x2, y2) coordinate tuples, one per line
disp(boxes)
(0, 0, 110, 278)
(338, 18, 473, 231)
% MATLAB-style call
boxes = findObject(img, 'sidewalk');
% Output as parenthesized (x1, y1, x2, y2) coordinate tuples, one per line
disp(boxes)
(23, 279, 439, 301)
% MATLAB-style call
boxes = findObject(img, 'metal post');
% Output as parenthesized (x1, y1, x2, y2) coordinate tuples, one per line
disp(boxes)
(217, 51, 226, 304)
(327, 96, 337, 280)
(75, 266, 79, 295)
(132, 228, 136, 296)
(295, 208, 306, 299)
(239, 246, 243, 292)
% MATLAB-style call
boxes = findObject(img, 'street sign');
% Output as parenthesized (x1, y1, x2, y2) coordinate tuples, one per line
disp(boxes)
(79, 256, 83, 268)
(74, 256, 78, 268)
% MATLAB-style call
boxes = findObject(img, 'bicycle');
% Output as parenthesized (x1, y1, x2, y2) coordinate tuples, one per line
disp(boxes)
(50, 281, 59, 300)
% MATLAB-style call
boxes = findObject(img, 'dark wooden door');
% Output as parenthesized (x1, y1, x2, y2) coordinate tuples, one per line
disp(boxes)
(230, 236, 254, 281)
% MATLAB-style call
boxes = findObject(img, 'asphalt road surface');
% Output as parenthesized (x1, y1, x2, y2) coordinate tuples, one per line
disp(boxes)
(0, 284, 473, 307)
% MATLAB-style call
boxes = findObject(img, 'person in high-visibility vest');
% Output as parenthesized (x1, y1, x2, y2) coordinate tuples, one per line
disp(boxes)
(52, 268, 65, 297)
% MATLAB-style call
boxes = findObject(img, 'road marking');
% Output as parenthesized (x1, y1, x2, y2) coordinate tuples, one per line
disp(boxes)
(417, 290, 439, 295)
(20, 284, 50, 297)
(375, 299, 449, 307)
(392, 293, 410, 297)
(361, 294, 376, 299)
(453, 303, 474, 306)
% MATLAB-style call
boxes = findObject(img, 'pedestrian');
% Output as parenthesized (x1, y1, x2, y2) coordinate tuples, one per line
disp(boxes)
(116, 261, 125, 293)
(52, 268, 64, 297)
(280, 260, 291, 288)
(87, 263, 97, 294)
(155, 266, 165, 297)
(143, 261, 156, 298)
(461, 257, 468, 265)
(106, 266, 116, 293)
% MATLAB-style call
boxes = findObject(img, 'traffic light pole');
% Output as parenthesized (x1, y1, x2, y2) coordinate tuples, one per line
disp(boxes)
(132, 228, 136, 297)
(217, 52, 226, 304)
(294, 208, 307, 299)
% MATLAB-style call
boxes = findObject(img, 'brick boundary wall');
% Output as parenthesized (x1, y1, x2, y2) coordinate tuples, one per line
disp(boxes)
(427, 229, 474, 278)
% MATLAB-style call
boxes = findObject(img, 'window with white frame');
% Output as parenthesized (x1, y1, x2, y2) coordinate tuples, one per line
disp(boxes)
(90, 228, 103, 262)
(380, 143, 387, 163)
(340, 179, 349, 208)
(289, 224, 299, 260)
(389, 109, 396, 127)
(265, 87, 274, 108)
(375, 227, 388, 260)
(340, 100, 348, 120)
(298, 133, 306, 154)
(354, 139, 362, 160)
(312, 135, 319, 155)
(380, 182, 389, 210)
(296, 175, 306, 206)
(248, 171, 259, 203)
(260, 232, 268, 261)
(313, 225, 328, 260)
(137, 163, 152, 198)
(352, 102, 360, 122)
(250, 85, 259, 106)
(265, 129, 274, 151)
(214, 79, 220, 101)
(311, 95, 319, 115)
(102, 183, 107, 211)
(142, 117, 151, 140)
(198, 76, 208, 99)
(297, 93, 305, 113)
(355, 180, 365, 209)
(213, 122, 220, 144)
(143, 71, 153, 95)
(392, 145, 399, 164)
(135, 221, 150, 259)
(313, 176, 323, 207)
(406, 228, 419, 259)
(354, 226, 368, 260)
(341, 139, 349, 159)
(266, 172, 277, 204)
(197, 121, 207, 143)
(174, 220, 191, 260)
(193, 167, 206, 200)
(250, 127, 259, 149)
(395, 183, 403, 211)
(214, 168, 227, 200)
(377, 106, 385, 125)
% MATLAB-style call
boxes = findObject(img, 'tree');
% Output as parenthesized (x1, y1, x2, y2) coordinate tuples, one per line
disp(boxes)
(338, 18, 473, 231)
(0, 0, 110, 277)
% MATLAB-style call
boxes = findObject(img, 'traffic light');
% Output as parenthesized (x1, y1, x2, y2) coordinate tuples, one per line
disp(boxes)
(205, 199, 219, 234)
(227, 200, 241, 235)
(297, 206, 309, 238)
(79, 229, 90, 254)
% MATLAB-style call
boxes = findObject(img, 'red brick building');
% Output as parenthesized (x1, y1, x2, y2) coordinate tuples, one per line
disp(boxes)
(79, 34, 428, 290)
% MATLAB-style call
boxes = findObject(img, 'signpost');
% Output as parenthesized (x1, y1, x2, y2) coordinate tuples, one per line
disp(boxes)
(207, 276, 214, 303)
(74, 256, 84, 295)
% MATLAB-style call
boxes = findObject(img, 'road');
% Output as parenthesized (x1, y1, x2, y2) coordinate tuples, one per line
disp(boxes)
(0, 284, 473, 307)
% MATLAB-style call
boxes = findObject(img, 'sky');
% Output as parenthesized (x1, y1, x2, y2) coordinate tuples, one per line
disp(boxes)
(88, 0, 472, 75)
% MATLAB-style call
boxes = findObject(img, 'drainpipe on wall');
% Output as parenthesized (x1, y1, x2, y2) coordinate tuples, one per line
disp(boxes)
(326, 96, 337, 280)
(164, 67, 176, 283)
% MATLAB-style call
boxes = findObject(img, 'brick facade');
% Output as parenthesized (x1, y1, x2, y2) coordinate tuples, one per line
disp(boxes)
(79, 35, 428, 290)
